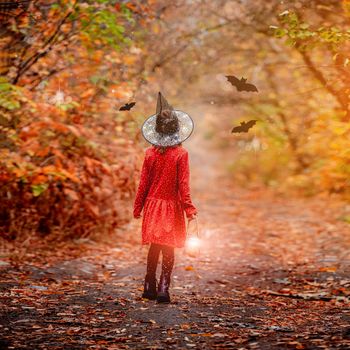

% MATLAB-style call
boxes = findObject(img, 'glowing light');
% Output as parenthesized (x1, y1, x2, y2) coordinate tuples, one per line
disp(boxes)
(187, 236, 201, 248)
(185, 236, 201, 257)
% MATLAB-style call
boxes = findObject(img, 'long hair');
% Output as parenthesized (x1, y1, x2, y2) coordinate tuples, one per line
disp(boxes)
(155, 109, 180, 154)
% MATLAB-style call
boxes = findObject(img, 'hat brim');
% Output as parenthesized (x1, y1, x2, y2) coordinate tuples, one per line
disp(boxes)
(141, 110, 194, 147)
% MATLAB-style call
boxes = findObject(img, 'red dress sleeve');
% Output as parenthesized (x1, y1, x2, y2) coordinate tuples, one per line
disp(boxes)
(133, 152, 151, 218)
(177, 151, 198, 219)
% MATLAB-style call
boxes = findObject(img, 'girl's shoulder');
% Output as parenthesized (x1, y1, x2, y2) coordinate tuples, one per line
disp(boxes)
(147, 144, 187, 156)
(168, 145, 188, 157)
(174, 144, 187, 155)
(141, 147, 154, 161)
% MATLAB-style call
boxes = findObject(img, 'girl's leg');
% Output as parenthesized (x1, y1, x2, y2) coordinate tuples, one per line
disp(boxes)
(146, 243, 162, 278)
(161, 245, 175, 280)
(157, 245, 175, 303)
(142, 243, 162, 299)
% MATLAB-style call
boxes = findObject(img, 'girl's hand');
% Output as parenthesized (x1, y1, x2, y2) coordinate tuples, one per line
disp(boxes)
(188, 214, 197, 221)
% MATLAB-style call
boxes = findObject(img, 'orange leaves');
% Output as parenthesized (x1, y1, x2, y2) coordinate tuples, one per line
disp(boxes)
(110, 83, 133, 100)
(125, 2, 138, 12)
(51, 148, 65, 160)
(31, 174, 47, 185)
(342, 0, 350, 16)
(80, 88, 95, 99)
(12, 166, 28, 179)
(59, 169, 80, 183)
(83, 156, 112, 177)
(19, 120, 71, 143)
(92, 50, 104, 63)
(151, 23, 160, 34)
(84, 200, 100, 219)
(288, 342, 305, 349)
(19, 126, 39, 141)
(28, 164, 75, 185)
(0, 0, 146, 240)
(66, 125, 82, 138)
(50, 121, 70, 133)
(84, 156, 100, 176)
(4, 157, 80, 186)
(35, 165, 80, 184)
(18, 120, 85, 164)
(0, 171, 11, 182)
(100, 163, 112, 176)
(41, 165, 59, 175)
(35, 146, 50, 158)
(319, 266, 337, 273)
(123, 55, 137, 66)
(123, 1, 153, 19)
(63, 188, 79, 201)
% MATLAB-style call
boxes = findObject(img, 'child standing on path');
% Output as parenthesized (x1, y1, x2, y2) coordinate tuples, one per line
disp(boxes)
(133, 92, 197, 303)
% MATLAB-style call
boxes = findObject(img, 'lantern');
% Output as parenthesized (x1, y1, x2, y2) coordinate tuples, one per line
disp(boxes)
(185, 217, 201, 258)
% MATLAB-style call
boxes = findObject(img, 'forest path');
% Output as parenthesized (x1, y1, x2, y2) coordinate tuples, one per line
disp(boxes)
(1, 104, 350, 349)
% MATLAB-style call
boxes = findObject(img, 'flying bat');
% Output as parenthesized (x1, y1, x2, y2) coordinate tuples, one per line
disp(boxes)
(119, 102, 136, 111)
(231, 120, 257, 133)
(226, 75, 258, 92)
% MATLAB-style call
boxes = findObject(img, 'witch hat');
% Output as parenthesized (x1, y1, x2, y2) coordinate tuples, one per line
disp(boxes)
(141, 91, 194, 147)
(156, 91, 174, 114)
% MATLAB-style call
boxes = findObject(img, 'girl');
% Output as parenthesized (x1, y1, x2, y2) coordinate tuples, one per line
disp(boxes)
(133, 92, 197, 303)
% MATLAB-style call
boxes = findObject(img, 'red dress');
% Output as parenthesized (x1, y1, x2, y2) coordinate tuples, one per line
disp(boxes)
(133, 145, 197, 248)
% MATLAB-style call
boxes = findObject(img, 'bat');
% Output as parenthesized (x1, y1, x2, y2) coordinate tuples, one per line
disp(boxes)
(231, 120, 257, 133)
(226, 75, 258, 92)
(119, 102, 136, 111)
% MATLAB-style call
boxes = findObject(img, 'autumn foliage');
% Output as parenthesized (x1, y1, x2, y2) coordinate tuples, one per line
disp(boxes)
(1, 0, 350, 241)
(0, 0, 156, 240)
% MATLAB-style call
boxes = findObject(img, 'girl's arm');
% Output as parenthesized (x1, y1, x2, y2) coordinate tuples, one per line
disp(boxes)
(133, 152, 151, 218)
(178, 151, 198, 219)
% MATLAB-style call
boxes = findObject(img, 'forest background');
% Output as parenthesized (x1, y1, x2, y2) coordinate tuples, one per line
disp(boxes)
(1, 0, 350, 242)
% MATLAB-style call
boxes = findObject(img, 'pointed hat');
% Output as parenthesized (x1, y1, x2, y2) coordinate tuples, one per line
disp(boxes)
(141, 91, 194, 147)
(156, 91, 174, 114)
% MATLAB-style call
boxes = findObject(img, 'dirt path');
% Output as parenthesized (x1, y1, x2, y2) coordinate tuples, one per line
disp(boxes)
(1, 105, 350, 349)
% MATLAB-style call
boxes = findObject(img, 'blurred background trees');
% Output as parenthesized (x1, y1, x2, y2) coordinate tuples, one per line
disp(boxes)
(1, 0, 350, 241)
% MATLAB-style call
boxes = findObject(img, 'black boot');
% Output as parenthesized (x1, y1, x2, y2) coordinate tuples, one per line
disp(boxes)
(142, 244, 161, 300)
(142, 274, 157, 300)
(156, 273, 171, 303)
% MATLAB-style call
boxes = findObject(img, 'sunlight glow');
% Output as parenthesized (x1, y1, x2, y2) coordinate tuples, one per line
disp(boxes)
(186, 236, 201, 257)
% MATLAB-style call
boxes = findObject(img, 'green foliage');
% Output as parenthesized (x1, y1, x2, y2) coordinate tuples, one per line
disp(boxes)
(79, 4, 133, 50)
(0, 78, 21, 111)
(229, 140, 290, 187)
(270, 10, 350, 50)
(31, 183, 49, 197)
(341, 215, 350, 223)
(246, 104, 287, 146)
(57, 101, 80, 111)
